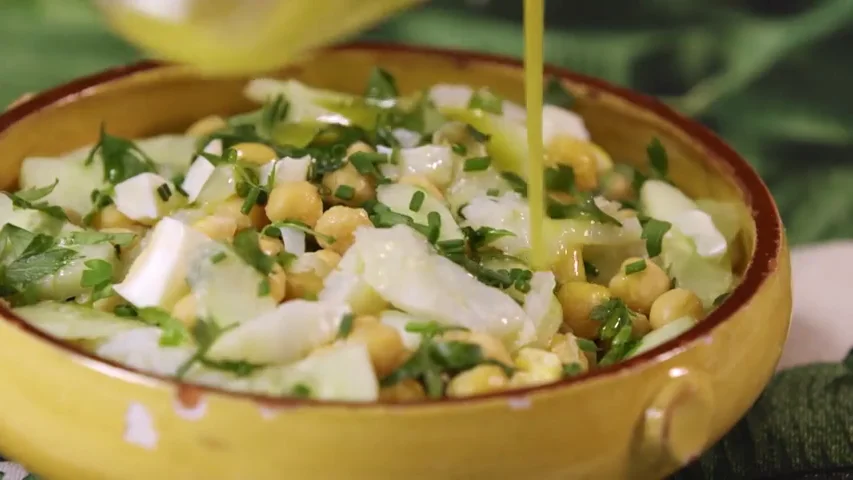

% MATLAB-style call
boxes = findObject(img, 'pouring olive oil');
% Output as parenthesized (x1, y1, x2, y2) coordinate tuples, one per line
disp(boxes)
(98, 0, 550, 264)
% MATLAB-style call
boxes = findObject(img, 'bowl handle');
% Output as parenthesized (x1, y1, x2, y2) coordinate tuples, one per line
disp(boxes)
(642, 367, 715, 466)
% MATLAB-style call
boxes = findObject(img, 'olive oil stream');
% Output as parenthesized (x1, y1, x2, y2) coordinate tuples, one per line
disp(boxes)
(99, 0, 549, 269)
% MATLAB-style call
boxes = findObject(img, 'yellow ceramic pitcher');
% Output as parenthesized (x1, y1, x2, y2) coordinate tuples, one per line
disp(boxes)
(96, 0, 424, 73)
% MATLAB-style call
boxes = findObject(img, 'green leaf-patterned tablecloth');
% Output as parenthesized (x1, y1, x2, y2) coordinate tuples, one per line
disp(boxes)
(1, 1, 852, 479)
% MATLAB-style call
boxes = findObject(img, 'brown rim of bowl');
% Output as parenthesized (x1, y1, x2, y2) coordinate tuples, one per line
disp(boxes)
(0, 41, 782, 409)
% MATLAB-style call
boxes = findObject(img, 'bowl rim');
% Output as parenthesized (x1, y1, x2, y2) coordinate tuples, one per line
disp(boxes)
(0, 41, 783, 409)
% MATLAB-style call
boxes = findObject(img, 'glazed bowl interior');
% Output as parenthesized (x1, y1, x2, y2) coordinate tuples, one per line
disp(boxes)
(0, 43, 771, 401)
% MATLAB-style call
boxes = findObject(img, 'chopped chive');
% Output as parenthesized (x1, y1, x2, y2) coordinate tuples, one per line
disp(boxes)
(583, 260, 599, 278)
(427, 211, 441, 229)
(409, 190, 426, 212)
(640, 217, 672, 257)
(240, 187, 261, 214)
(647, 137, 668, 178)
(500, 172, 528, 197)
(486, 188, 500, 197)
(544, 165, 575, 193)
(466, 125, 491, 143)
(291, 383, 312, 398)
(467, 88, 504, 114)
(114, 304, 138, 317)
(563, 362, 584, 377)
(171, 174, 188, 196)
(463, 156, 491, 172)
(257, 278, 271, 296)
(451, 143, 468, 155)
(334, 184, 355, 201)
(576, 338, 598, 352)
(625, 259, 647, 275)
(349, 151, 387, 180)
(156, 183, 172, 202)
(337, 313, 354, 339)
(210, 252, 227, 264)
(436, 239, 465, 253)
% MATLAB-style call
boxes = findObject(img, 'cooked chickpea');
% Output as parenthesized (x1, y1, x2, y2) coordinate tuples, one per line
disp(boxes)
(258, 236, 284, 256)
(185, 115, 227, 137)
(616, 208, 637, 221)
(285, 271, 325, 300)
(441, 331, 513, 366)
(314, 249, 342, 276)
(214, 198, 267, 229)
(546, 135, 601, 191)
(552, 245, 586, 283)
(265, 181, 323, 227)
(608, 257, 671, 314)
(92, 295, 122, 313)
(379, 379, 426, 402)
(353, 315, 379, 329)
(321, 163, 375, 206)
(63, 208, 82, 226)
(313, 206, 372, 254)
(649, 288, 704, 330)
(556, 281, 611, 339)
(191, 215, 238, 241)
(267, 264, 287, 303)
(549, 333, 589, 372)
(601, 170, 634, 202)
(347, 322, 406, 378)
(92, 205, 138, 230)
(398, 175, 445, 201)
(446, 364, 508, 398)
(631, 312, 652, 337)
(233, 142, 278, 166)
(171, 294, 198, 328)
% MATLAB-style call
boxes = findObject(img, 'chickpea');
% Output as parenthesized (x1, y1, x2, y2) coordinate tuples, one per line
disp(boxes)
(446, 364, 508, 398)
(285, 271, 325, 300)
(171, 294, 198, 328)
(267, 264, 287, 303)
(353, 315, 380, 329)
(379, 379, 426, 402)
(546, 135, 601, 191)
(608, 257, 671, 314)
(632, 312, 652, 337)
(186, 115, 227, 137)
(552, 245, 586, 284)
(549, 333, 589, 372)
(601, 169, 634, 202)
(556, 282, 611, 339)
(92, 205, 138, 230)
(258, 236, 284, 256)
(191, 215, 238, 241)
(92, 295, 122, 313)
(233, 142, 278, 166)
(347, 322, 406, 378)
(321, 163, 375, 207)
(63, 208, 83, 226)
(214, 198, 267, 230)
(314, 249, 342, 277)
(616, 209, 637, 221)
(398, 175, 445, 201)
(265, 181, 323, 227)
(441, 331, 513, 366)
(313, 206, 372, 254)
(649, 288, 704, 330)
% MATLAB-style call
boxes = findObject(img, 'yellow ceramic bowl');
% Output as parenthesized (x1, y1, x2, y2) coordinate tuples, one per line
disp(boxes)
(0, 43, 791, 480)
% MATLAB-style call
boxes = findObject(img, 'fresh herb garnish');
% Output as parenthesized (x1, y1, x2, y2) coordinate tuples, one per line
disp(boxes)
(625, 259, 647, 275)
(575, 338, 598, 352)
(83, 186, 115, 225)
(80, 259, 114, 301)
(349, 151, 390, 182)
(4, 180, 67, 221)
(260, 94, 290, 135)
(231, 229, 276, 275)
(263, 220, 336, 245)
(85, 124, 156, 184)
(463, 156, 492, 172)
(114, 304, 138, 317)
(364, 67, 399, 103)
(646, 137, 668, 179)
(409, 190, 426, 212)
(547, 194, 622, 225)
(67, 231, 136, 247)
(404, 321, 469, 337)
(467, 88, 503, 114)
(451, 143, 468, 155)
(175, 319, 238, 378)
(137, 307, 190, 347)
(563, 362, 584, 377)
(334, 185, 355, 201)
(544, 77, 575, 109)
(486, 188, 501, 197)
(337, 313, 354, 339)
(257, 277, 271, 296)
(544, 165, 576, 194)
(463, 226, 515, 251)
(199, 358, 264, 377)
(589, 298, 641, 366)
(210, 251, 227, 264)
(500, 172, 528, 196)
(713, 292, 730, 307)
(639, 216, 672, 257)
(291, 383, 312, 398)
(0, 226, 76, 297)
(156, 183, 172, 202)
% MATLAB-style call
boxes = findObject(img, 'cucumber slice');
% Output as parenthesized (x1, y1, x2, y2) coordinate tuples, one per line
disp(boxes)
(441, 107, 529, 180)
(629, 316, 697, 358)
(34, 242, 119, 301)
(14, 301, 141, 340)
(377, 183, 463, 242)
(249, 344, 379, 401)
(319, 249, 389, 316)
(186, 242, 277, 328)
(0, 196, 66, 235)
(96, 327, 195, 377)
(395, 145, 455, 189)
(206, 299, 348, 365)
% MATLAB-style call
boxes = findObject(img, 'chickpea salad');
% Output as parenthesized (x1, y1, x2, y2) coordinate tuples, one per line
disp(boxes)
(3, 70, 741, 401)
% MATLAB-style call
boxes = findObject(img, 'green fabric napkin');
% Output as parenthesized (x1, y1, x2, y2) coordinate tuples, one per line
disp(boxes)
(1, 1, 852, 479)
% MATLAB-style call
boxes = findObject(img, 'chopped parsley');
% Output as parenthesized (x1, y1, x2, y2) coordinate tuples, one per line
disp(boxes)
(625, 259, 647, 275)
(4, 180, 67, 221)
(66, 230, 136, 247)
(85, 124, 156, 185)
(136, 307, 190, 347)
(467, 88, 504, 114)
(176, 319, 238, 378)
(590, 298, 641, 366)
(646, 137, 668, 179)
(364, 67, 399, 103)
(544, 165, 576, 194)
(563, 362, 584, 377)
(231, 229, 276, 275)
(80, 259, 114, 301)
